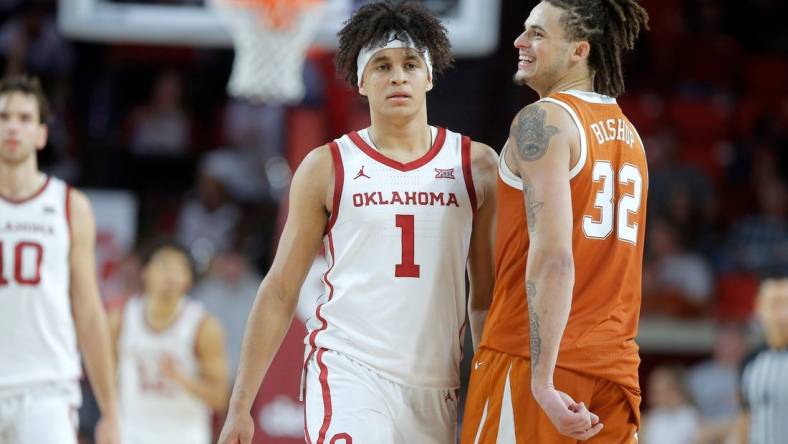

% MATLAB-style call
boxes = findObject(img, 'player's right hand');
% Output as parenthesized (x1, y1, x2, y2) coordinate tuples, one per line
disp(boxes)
(532, 386, 604, 441)
(217, 412, 254, 444)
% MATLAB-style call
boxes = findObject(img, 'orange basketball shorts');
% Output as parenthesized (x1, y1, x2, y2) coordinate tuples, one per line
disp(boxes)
(461, 347, 640, 444)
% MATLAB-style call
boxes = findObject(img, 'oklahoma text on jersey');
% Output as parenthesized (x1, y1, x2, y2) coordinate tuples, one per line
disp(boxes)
(352, 191, 460, 207)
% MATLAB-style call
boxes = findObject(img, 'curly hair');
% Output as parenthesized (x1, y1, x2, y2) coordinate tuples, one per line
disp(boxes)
(0, 75, 50, 123)
(545, 0, 649, 97)
(335, 1, 453, 87)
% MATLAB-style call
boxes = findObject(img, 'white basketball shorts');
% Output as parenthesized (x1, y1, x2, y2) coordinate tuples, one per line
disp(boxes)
(304, 349, 458, 444)
(0, 382, 80, 444)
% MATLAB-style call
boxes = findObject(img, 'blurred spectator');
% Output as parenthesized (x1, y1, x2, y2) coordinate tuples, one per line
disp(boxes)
(642, 218, 714, 317)
(127, 70, 191, 157)
(223, 99, 285, 162)
(724, 177, 788, 278)
(644, 125, 717, 251)
(641, 365, 700, 444)
(192, 250, 261, 379)
(175, 153, 242, 272)
(0, 2, 73, 79)
(687, 323, 747, 444)
(221, 99, 292, 202)
(738, 278, 788, 444)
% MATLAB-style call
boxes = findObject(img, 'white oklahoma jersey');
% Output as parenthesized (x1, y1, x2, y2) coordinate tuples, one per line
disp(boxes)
(305, 126, 476, 389)
(118, 296, 211, 444)
(0, 176, 81, 396)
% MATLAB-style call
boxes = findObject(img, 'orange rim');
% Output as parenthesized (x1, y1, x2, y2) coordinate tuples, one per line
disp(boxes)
(222, 0, 323, 28)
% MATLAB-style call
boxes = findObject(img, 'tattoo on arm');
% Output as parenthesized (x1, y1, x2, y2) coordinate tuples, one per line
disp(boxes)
(522, 175, 544, 233)
(526, 280, 542, 369)
(513, 105, 559, 162)
(511, 105, 557, 232)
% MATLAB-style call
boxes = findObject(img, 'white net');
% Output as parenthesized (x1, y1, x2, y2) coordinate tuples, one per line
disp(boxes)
(212, 0, 326, 105)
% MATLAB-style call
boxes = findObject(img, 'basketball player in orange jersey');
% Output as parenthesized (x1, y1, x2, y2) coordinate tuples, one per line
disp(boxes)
(461, 1, 649, 443)
(218, 2, 498, 443)
(0, 75, 120, 444)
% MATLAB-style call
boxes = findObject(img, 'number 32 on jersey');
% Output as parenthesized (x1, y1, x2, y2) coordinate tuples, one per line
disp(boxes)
(582, 161, 643, 245)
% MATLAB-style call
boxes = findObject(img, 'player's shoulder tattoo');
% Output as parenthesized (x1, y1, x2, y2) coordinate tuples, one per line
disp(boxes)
(511, 103, 559, 163)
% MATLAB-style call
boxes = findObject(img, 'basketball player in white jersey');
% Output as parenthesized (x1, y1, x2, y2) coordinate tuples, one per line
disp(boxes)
(218, 2, 498, 443)
(0, 75, 120, 444)
(109, 242, 229, 444)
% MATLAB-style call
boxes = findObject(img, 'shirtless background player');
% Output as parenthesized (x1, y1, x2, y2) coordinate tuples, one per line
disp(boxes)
(109, 242, 229, 444)
(0, 75, 120, 443)
(218, 2, 497, 443)
(462, 1, 649, 443)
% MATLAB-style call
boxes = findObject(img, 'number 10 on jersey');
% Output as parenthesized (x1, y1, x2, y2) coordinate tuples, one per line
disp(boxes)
(395, 214, 420, 278)
(0, 241, 44, 286)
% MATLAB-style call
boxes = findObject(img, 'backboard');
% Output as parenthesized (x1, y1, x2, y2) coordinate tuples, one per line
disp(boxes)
(57, 0, 501, 57)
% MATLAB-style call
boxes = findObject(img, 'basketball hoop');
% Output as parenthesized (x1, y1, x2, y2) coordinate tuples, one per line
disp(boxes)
(212, 0, 326, 104)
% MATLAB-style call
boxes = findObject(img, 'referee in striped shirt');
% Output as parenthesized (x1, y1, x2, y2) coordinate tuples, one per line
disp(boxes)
(739, 278, 788, 444)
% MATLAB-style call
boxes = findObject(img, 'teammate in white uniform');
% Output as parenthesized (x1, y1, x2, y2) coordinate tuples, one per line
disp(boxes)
(0, 75, 120, 444)
(218, 2, 498, 444)
(109, 242, 229, 444)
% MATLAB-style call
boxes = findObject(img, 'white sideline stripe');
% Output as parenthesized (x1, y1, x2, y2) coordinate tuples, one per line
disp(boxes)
(473, 398, 490, 444)
(496, 364, 515, 443)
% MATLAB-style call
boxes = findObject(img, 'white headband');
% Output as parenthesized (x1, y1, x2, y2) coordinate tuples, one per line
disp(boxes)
(356, 31, 433, 87)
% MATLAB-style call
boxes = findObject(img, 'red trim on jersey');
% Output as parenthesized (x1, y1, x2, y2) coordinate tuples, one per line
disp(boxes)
(65, 185, 72, 239)
(331, 433, 353, 443)
(0, 175, 51, 204)
(461, 136, 478, 217)
(308, 235, 335, 349)
(348, 127, 447, 172)
(306, 232, 337, 404)
(316, 348, 333, 444)
(325, 142, 344, 234)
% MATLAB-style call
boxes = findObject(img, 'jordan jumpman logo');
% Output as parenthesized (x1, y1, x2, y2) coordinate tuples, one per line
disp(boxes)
(353, 166, 371, 180)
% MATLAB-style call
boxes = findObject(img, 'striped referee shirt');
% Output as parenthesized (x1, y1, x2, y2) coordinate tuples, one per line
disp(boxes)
(741, 347, 788, 444)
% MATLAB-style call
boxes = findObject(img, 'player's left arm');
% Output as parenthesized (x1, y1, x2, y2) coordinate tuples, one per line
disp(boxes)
(509, 102, 601, 440)
(68, 189, 120, 444)
(467, 141, 498, 351)
(163, 315, 230, 412)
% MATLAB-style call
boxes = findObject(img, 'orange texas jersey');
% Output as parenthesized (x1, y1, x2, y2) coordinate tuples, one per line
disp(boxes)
(482, 90, 648, 391)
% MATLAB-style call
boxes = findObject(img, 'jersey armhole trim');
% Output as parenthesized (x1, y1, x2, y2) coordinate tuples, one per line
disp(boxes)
(540, 97, 587, 180)
(325, 142, 344, 234)
(498, 141, 523, 190)
(461, 136, 478, 217)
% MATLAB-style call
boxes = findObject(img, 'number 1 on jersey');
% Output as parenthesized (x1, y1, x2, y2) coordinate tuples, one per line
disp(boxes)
(395, 214, 420, 278)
